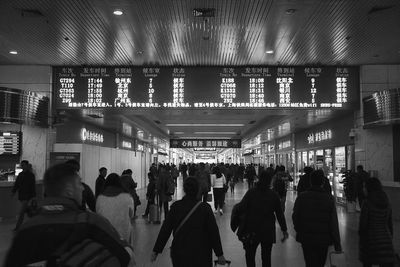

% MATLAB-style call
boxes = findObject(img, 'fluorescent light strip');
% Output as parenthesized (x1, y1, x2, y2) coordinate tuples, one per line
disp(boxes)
(194, 132, 237, 134)
(166, 123, 244, 127)
(173, 132, 185, 134)
(180, 136, 232, 139)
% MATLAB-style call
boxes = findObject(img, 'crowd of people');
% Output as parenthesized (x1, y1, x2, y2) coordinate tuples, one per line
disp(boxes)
(5, 160, 397, 267)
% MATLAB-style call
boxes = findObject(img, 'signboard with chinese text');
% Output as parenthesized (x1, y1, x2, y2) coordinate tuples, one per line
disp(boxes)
(0, 132, 21, 156)
(170, 139, 241, 148)
(54, 66, 359, 110)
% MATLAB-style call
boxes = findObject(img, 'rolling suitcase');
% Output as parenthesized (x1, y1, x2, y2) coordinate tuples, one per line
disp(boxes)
(148, 195, 160, 224)
(329, 251, 345, 267)
(214, 260, 231, 266)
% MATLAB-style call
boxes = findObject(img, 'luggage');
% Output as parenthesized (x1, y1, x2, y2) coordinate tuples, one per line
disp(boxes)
(148, 196, 160, 224)
(207, 193, 213, 202)
(214, 260, 231, 266)
(329, 251, 345, 267)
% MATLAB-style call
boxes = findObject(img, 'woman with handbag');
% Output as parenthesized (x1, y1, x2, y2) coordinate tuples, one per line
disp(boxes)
(234, 170, 288, 267)
(211, 166, 227, 215)
(151, 177, 227, 267)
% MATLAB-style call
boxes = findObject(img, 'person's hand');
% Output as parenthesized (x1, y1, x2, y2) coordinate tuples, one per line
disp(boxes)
(281, 231, 289, 242)
(216, 255, 227, 265)
(150, 251, 158, 262)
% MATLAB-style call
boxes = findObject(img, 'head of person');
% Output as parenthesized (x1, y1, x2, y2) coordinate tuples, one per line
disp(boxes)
(257, 170, 273, 188)
(43, 163, 83, 204)
(364, 177, 383, 195)
(213, 166, 222, 178)
(104, 173, 124, 190)
(148, 172, 155, 181)
(310, 170, 325, 188)
(99, 167, 107, 178)
(183, 177, 199, 199)
(357, 165, 364, 173)
(20, 160, 29, 171)
(304, 166, 313, 175)
(65, 159, 80, 173)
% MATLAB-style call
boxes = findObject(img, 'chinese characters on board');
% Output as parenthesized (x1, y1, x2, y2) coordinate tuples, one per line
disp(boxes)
(56, 67, 355, 109)
(81, 128, 104, 143)
(307, 129, 332, 144)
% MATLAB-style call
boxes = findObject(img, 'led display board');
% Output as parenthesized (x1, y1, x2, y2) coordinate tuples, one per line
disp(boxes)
(170, 139, 241, 148)
(54, 66, 359, 109)
(0, 132, 21, 156)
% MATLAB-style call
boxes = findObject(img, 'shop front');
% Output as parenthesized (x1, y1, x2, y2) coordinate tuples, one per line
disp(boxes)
(275, 136, 295, 188)
(295, 116, 355, 205)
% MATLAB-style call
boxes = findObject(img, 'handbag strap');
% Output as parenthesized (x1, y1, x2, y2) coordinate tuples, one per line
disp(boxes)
(175, 201, 201, 236)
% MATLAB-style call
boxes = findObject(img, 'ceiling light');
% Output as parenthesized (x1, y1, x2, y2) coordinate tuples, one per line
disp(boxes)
(113, 9, 123, 15)
(180, 136, 232, 139)
(285, 8, 296, 15)
(9, 50, 18, 55)
(165, 123, 245, 127)
(265, 50, 274, 54)
(173, 132, 185, 134)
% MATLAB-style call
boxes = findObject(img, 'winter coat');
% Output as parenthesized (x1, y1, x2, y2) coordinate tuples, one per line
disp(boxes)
(195, 169, 211, 194)
(153, 196, 224, 267)
(235, 185, 287, 243)
(96, 186, 134, 243)
(12, 170, 36, 201)
(359, 191, 395, 265)
(157, 170, 173, 203)
(292, 186, 341, 248)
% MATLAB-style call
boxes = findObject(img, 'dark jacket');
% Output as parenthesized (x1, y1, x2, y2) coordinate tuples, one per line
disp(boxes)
(4, 197, 131, 267)
(12, 170, 36, 201)
(95, 175, 106, 198)
(120, 174, 137, 197)
(297, 173, 311, 194)
(359, 191, 395, 264)
(157, 170, 172, 203)
(236, 185, 287, 243)
(292, 186, 341, 248)
(153, 196, 223, 267)
(81, 182, 96, 212)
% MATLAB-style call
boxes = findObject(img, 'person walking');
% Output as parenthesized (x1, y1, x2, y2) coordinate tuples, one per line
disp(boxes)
(120, 169, 140, 218)
(96, 173, 135, 244)
(232, 170, 288, 267)
(11, 160, 36, 231)
(296, 166, 313, 194)
(151, 178, 227, 267)
(142, 172, 157, 218)
(95, 167, 107, 198)
(157, 165, 173, 220)
(195, 163, 211, 203)
(359, 177, 395, 267)
(272, 165, 293, 212)
(355, 165, 369, 209)
(211, 166, 226, 215)
(292, 170, 342, 267)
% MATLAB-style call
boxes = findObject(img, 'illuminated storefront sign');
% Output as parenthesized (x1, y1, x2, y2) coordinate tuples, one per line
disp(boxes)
(122, 141, 132, 149)
(81, 128, 104, 143)
(137, 144, 144, 151)
(307, 129, 332, 144)
(278, 140, 291, 150)
(170, 139, 241, 148)
(54, 66, 358, 110)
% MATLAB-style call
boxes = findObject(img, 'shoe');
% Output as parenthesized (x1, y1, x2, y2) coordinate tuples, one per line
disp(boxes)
(214, 210, 218, 214)
(219, 210, 223, 215)
(142, 213, 148, 218)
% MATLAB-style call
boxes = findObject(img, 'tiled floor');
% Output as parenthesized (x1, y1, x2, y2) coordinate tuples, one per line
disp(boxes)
(1, 178, 399, 267)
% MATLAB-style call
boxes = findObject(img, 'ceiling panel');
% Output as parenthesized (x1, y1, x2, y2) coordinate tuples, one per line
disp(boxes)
(0, 0, 399, 66)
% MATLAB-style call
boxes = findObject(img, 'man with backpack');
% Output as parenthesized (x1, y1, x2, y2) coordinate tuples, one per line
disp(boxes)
(5, 163, 134, 267)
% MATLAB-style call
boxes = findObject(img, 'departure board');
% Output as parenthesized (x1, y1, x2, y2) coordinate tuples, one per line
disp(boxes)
(54, 66, 359, 109)
(0, 132, 21, 156)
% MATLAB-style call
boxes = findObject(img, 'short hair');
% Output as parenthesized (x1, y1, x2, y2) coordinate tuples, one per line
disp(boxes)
(310, 170, 324, 186)
(65, 159, 80, 172)
(258, 170, 273, 187)
(104, 173, 123, 189)
(357, 165, 364, 171)
(365, 177, 382, 193)
(99, 167, 107, 172)
(44, 163, 79, 197)
(21, 160, 29, 165)
(183, 177, 199, 197)
(304, 166, 313, 174)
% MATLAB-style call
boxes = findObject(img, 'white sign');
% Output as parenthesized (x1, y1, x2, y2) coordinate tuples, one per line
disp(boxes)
(122, 141, 132, 149)
(307, 129, 332, 144)
(81, 128, 104, 143)
(137, 144, 144, 151)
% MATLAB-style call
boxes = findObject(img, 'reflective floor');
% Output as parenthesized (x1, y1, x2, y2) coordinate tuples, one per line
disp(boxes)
(1, 178, 399, 267)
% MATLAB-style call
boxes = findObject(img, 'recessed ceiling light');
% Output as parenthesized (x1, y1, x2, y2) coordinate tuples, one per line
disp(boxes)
(113, 9, 123, 16)
(285, 8, 296, 15)
(265, 50, 274, 54)
(9, 50, 18, 55)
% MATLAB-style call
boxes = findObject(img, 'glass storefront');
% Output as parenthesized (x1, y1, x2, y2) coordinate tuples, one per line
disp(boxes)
(334, 146, 346, 205)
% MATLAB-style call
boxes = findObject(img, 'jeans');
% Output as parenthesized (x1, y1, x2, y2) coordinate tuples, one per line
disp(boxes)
(302, 244, 328, 267)
(245, 240, 272, 267)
